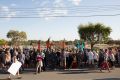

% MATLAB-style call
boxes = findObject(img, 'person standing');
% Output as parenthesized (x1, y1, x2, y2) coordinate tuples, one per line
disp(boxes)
(5, 49, 11, 69)
(118, 49, 120, 66)
(36, 50, 43, 74)
(0, 48, 6, 72)
(98, 49, 104, 68)
(8, 49, 22, 79)
(100, 49, 110, 72)
(108, 49, 115, 69)
(41, 50, 46, 71)
(93, 51, 99, 68)
(88, 49, 94, 68)
(17, 50, 25, 72)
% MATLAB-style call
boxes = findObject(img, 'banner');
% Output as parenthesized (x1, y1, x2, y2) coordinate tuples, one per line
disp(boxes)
(8, 61, 22, 76)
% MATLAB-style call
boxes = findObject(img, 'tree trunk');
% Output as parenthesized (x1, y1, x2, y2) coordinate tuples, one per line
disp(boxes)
(91, 43, 94, 50)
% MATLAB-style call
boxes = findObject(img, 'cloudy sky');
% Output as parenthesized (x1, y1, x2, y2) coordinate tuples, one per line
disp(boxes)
(0, 0, 120, 41)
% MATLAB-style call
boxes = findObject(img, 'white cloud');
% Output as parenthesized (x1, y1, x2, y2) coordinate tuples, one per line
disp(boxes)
(6, 11, 17, 20)
(32, 0, 68, 20)
(7, 12, 16, 18)
(53, 9, 68, 15)
(39, 1, 49, 6)
(31, 0, 35, 2)
(11, 3, 17, 7)
(54, 0, 63, 4)
(1, 6, 9, 12)
(37, 7, 68, 20)
(70, 0, 82, 6)
(53, 0, 65, 7)
(0, 0, 82, 20)
(0, 6, 17, 20)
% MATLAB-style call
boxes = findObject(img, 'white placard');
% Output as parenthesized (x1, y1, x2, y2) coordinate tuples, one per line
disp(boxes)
(8, 61, 22, 75)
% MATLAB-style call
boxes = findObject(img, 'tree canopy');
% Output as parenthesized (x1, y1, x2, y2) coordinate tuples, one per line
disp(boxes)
(7, 30, 27, 45)
(0, 39, 7, 45)
(78, 23, 112, 49)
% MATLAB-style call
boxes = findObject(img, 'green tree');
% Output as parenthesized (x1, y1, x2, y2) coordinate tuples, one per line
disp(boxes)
(0, 39, 7, 45)
(78, 23, 112, 49)
(19, 31, 27, 41)
(7, 30, 27, 45)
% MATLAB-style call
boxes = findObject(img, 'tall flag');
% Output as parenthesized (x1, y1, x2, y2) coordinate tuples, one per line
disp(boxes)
(76, 41, 85, 51)
(60, 39, 66, 49)
(38, 40, 41, 51)
(81, 41, 85, 51)
(50, 42, 54, 49)
(46, 37, 50, 49)
(76, 41, 80, 49)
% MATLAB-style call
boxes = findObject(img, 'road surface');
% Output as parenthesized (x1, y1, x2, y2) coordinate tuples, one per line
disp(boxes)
(0, 68, 120, 80)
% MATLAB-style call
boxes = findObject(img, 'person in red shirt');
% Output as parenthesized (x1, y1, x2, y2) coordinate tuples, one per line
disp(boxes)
(36, 50, 43, 74)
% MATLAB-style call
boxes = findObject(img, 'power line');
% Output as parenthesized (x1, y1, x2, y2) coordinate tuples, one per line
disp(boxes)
(1, 7, 120, 14)
(3, 6, 120, 12)
(1, 13, 120, 18)
(1, 4, 120, 18)
(1, 5, 120, 14)
(1, 4, 120, 12)
(0, 4, 120, 14)
(5, 4, 120, 9)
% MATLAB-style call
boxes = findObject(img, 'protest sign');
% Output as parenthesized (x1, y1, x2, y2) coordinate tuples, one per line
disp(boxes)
(8, 61, 22, 75)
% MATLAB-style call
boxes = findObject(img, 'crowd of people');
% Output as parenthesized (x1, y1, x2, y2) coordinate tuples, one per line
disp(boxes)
(0, 46, 120, 75)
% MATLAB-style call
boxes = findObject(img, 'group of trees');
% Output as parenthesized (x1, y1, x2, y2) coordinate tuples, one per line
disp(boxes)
(0, 23, 112, 49)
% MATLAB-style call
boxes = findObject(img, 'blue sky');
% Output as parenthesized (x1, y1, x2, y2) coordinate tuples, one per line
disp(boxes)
(0, 0, 120, 41)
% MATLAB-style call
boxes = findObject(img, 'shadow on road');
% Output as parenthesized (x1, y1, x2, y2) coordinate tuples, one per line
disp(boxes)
(94, 78, 120, 80)
(0, 78, 10, 80)
(58, 69, 102, 74)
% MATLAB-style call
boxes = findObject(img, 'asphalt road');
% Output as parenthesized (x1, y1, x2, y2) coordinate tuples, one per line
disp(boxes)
(0, 68, 120, 80)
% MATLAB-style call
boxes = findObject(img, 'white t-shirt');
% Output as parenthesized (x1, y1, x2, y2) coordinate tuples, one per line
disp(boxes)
(93, 52, 98, 60)
(88, 51, 94, 60)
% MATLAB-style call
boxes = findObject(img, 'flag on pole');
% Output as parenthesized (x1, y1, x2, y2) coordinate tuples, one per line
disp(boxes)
(60, 39, 66, 49)
(76, 41, 85, 51)
(76, 41, 80, 49)
(63, 39, 66, 49)
(46, 37, 50, 49)
(81, 41, 85, 51)
(38, 40, 41, 51)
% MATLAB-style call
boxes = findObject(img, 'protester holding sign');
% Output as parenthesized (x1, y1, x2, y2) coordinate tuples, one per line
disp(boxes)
(8, 49, 22, 79)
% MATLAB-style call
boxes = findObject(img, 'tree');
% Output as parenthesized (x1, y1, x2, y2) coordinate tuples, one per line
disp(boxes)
(78, 23, 112, 49)
(7, 30, 27, 45)
(19, 31, 27, 41)
(0, 39, 7, 45)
